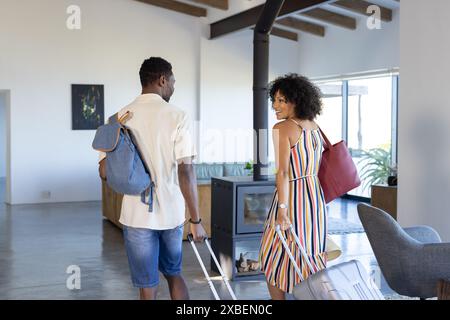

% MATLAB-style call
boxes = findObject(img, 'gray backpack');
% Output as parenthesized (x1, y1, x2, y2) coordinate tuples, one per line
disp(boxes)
(92, 112, 155, 212)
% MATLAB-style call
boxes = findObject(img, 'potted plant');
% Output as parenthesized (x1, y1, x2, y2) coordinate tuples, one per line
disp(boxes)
(244, 161, 253, 176)
(358, 148, 397, 192)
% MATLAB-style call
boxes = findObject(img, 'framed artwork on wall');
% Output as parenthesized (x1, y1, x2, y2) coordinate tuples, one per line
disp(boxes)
(71, 84, 104, 130)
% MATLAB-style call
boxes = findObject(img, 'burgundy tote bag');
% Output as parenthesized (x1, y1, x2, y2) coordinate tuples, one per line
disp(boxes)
(318, 129, 361, 203)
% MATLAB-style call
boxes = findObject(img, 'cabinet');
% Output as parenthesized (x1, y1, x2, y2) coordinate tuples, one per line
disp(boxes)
(101, 180, 212, 237)
(182, 184, 211, 239)
(370, 184, 397, 220)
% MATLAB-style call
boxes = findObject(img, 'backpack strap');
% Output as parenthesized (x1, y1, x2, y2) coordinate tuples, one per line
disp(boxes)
(108, 111, 131, 124)
(141, 182, 155, 212)
(119, 111, 131, 124)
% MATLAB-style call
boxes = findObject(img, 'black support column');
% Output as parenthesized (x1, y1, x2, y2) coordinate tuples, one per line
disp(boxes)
(253, 0, 285, 181)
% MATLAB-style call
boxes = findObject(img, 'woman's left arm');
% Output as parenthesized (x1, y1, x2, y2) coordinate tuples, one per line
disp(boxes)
(272, 122, 292, 230)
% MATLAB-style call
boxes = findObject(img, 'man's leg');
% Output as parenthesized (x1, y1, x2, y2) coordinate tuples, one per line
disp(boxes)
(159, 225, 189, 300)
(123, 226, 160, 300)
(139, 287, 158, 300)
(164, 274, 189, 300)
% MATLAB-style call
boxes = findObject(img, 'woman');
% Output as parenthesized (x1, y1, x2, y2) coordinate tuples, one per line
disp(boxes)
(259, 73, 327, 300)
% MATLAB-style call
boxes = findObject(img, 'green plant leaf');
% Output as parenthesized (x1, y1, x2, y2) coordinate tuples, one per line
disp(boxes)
(357, 148, 394, 192)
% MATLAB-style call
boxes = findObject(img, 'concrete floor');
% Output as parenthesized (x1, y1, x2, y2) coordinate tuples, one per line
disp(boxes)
(0, 179, 396, 300)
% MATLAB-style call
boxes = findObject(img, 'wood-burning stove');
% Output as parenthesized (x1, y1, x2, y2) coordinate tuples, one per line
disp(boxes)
(211, 176, 275, 280)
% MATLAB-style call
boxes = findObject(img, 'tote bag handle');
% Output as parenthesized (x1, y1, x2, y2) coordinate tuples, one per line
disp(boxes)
(318, 127, 333, 151)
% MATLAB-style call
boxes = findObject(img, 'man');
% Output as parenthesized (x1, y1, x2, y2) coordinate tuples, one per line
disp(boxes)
(98, 57, 207, 300)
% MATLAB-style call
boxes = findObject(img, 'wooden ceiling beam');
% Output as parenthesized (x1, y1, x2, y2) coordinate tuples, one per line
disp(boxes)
(276, 16, 325, 37)
(188, 0, 228, 10)
(299, 8, 356, 29)
(210, 0, 332, 39)
(270, 27, 298, 41)
(135, 0, 206, 17)
(252, 26, 299, 42)
(332, 0, 392, 22)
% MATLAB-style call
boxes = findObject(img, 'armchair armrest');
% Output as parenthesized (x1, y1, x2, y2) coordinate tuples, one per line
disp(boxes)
(420, 243, 450, 277)
(403, 226, 442, 244)
(397, 242, 450, 298)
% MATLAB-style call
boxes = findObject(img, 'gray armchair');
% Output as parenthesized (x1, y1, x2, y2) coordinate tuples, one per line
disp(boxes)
(357, 203, 450, 299)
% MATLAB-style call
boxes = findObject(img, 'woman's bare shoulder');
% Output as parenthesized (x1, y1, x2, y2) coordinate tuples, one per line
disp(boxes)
(273, 119, 292, 130)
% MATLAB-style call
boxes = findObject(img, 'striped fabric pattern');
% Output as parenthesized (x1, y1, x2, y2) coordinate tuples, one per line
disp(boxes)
(259, 121, 328, 294)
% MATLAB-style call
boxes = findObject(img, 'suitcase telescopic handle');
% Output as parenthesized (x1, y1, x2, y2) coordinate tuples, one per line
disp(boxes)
(275, 224, 320, 279)
(275, 225, 305, 281)
(187, 234, 237, 300)
(187, 233, 206, 243)
(187, 233, 220, 300)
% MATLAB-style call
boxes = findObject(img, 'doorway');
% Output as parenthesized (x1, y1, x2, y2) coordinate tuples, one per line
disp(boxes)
(0, 90, 10, 204)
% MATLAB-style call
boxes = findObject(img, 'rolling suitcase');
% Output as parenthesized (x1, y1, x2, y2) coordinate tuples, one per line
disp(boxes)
(187, 234, 237, 300)
(275, 225, 384, 300)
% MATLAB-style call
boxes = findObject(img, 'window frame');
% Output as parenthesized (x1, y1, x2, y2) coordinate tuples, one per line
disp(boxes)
(314, 71, 399, 201)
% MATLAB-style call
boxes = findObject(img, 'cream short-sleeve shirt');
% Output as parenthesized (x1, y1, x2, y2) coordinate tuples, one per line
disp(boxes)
(99, 94, 197, 230)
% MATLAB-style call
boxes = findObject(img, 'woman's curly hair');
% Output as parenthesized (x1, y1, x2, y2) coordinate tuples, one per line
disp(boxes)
(268, 73, 323, 120)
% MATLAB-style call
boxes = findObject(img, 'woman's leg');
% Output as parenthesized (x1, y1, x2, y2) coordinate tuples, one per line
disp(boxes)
(267, 281, 286, 300)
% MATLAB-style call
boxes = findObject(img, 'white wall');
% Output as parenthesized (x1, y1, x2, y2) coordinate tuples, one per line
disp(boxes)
(398, 0, 450, 241)
(297, 8, 399, 78)
(0, 0, 201, 204)
(199, 29, 300, 163)
(0, 93, 6, 178)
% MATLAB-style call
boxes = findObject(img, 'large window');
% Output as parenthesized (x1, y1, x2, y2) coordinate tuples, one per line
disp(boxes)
(316, 81, 343, 145)
(315, 73, 398, 199)
(347, 77, 394, 197)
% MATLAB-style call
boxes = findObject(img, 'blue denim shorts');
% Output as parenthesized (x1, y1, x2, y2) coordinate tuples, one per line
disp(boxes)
(122, 224, 184, 288)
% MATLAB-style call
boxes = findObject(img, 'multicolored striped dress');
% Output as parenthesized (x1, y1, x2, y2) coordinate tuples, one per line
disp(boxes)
(259, 119, 327, 294)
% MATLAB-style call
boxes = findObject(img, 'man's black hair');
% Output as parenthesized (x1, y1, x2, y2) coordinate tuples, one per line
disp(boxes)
(139, 57, 173, 87)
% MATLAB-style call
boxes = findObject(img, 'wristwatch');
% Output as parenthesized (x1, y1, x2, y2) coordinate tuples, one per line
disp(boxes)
(278, 203, 288, 209)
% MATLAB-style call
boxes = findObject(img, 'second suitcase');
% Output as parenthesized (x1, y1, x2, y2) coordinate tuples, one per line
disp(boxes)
(275, 225, 384, 300)
(292, 259, 384, 300)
